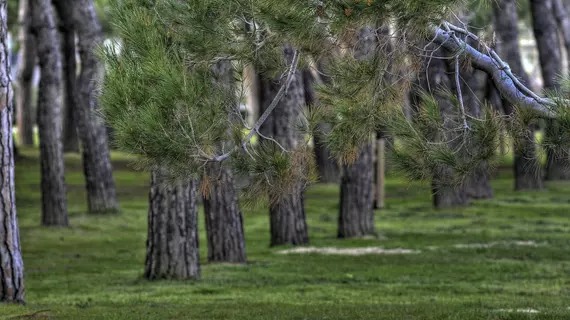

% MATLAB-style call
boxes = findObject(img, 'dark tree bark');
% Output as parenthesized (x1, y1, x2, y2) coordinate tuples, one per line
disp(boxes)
(302, 69, 340, 184)
(31, 0, 69, 226)
(145, 170, 200, 280)
(463, 67, 494, 199)
(53, 0, 79, 153)
(531, 0, 570, 180)
(0, 0, 25, 302)
(71, 0, 119, 213)
(494, 0, 544, 190)
(202, 60, 247, 263)
(258, 45, 309, 247)
(337, 27, 377, 234)
(203, 163, 247, 263)
(16, 0, 35, 147)
(338, 144, 375, 237)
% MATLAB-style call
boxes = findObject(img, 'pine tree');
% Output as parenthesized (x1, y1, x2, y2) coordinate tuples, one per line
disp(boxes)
(16, 0, 34, 147)
(0, 0, 25, 302)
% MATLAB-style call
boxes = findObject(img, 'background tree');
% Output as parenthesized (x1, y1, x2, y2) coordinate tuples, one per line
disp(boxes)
(16, 0, 34, 147)
(71, 0, 119, 213)
(493, 0, 543, 190)
(53, 0, 80, 153)
(31, 0, 68, 226)
(0, 0, 24, 302)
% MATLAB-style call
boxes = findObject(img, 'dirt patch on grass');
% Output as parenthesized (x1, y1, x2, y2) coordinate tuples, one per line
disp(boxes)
(277, 247, 420, 256)
(452, 240, 545, 249)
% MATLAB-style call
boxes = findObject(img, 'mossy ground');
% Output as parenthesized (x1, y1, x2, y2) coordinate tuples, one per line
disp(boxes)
(1, 148, 570, 319)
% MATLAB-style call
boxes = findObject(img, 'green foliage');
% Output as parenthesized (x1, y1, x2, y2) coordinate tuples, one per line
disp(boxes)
(7, 150, 570, 319)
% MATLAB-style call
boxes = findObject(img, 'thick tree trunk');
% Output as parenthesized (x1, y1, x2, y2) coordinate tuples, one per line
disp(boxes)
(531, 0, 569, 180)
(53, 0, 79, 153)
(259, 45, 309, 246)
(337, 27, 378, 230)
(203, 163, 247, 263)
(71, 0, 119, 213)
(494, 0, 544, 190)
(0, 0, 25, 302)
(302, 69, 340, 184)
(145, 170, 200, 280)
(31, 0, 69, 226)
(16, 0, 34, 147)
(202, 60, 247, 263)
(338, 143, 375, 237)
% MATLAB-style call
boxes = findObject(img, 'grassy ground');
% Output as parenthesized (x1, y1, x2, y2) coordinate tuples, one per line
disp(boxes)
(1, 149, 570, 319)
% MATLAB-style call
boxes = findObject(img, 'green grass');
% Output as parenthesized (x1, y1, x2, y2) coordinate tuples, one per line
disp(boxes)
(2, 148, 570, 319)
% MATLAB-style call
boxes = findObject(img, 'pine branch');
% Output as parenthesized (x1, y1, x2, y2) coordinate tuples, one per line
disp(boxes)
(431, 23, 559, 117)
(213, 49, 300, 162)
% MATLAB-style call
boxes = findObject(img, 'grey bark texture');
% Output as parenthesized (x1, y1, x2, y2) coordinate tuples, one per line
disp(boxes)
(31, 0, 69, 226)
(532, 0, 570, 180)
(53, 0, 79, 153)
(16, 0, 35, 147)
(71, 0, 119, 213)
(259, 45, 309, 246)
(494, 0, 544, 190)
(145, 170, 200, 280)
(202, 60, 246, 263)
(302, 69, 340, 184)
(0, 0, 25, 302)
(337, 27, 377, 234)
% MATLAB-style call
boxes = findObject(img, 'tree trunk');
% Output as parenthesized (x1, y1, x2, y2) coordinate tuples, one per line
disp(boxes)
(53, 0, 79, 153)
(374, 136, 386, 209)
(31, 0, 69, 226)
(494, 0, 544, 190)
(0, 0, 25, 302)
(531, 0, 570, 180)
(338, 143, 375, 237)
(203, 163, 247, 263)
(202, 60, 247, 263)
(258, 45, 309, 246)
(337, 27, 378, 231)
(463, 67, 494, 199)
(145, 170, 200, 280)
(71, 0, 119, 213)
(302, 69, 340, 184)
(16, 0, 34, 147)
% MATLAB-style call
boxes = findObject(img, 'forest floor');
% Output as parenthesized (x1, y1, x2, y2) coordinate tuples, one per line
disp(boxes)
(2, 149, 570, 319)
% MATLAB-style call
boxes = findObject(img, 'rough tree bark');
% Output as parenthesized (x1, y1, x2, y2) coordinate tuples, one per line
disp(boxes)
(302, 69, 340, 184)
(202, 60, 247, 263)
(494, 0, 544, 190)
(53, 0, 79, 153)
(531, 0, 570, 180)
(0, 0, 25, 302)
(16, 0, 34, 147)
(145, 170, 200, 280)
(71, 0, 119, 213)
(258, 45, 309, 246)
(31, 0, 69, 226)
(338, 27, 377, 236)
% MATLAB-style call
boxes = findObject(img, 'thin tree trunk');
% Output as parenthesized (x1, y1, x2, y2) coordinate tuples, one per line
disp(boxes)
(302, 69, 340, 184)
(53, 0, 79, 153)
(16, 0, 34, 147)
(203, 163, 247, 263)
(374, 136, 386, 209)
(71, 0, 119, 213)
(202, 60, 247, 263)
(338, 142, 375, 237)
(31, 0, 69, 226)
(338, 27, 378, 232)
(494, 0, 544, 190)
(145, 170, 200, 280)
(259, 45, 309, 247)
(0, 0, 25, 302)
(533, 0, 570, 180)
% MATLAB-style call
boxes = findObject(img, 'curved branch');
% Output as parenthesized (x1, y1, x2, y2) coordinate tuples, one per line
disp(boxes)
(431, 25, 558, 117)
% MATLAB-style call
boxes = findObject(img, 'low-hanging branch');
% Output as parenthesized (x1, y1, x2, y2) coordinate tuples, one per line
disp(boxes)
(431, 23, 559, 117)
